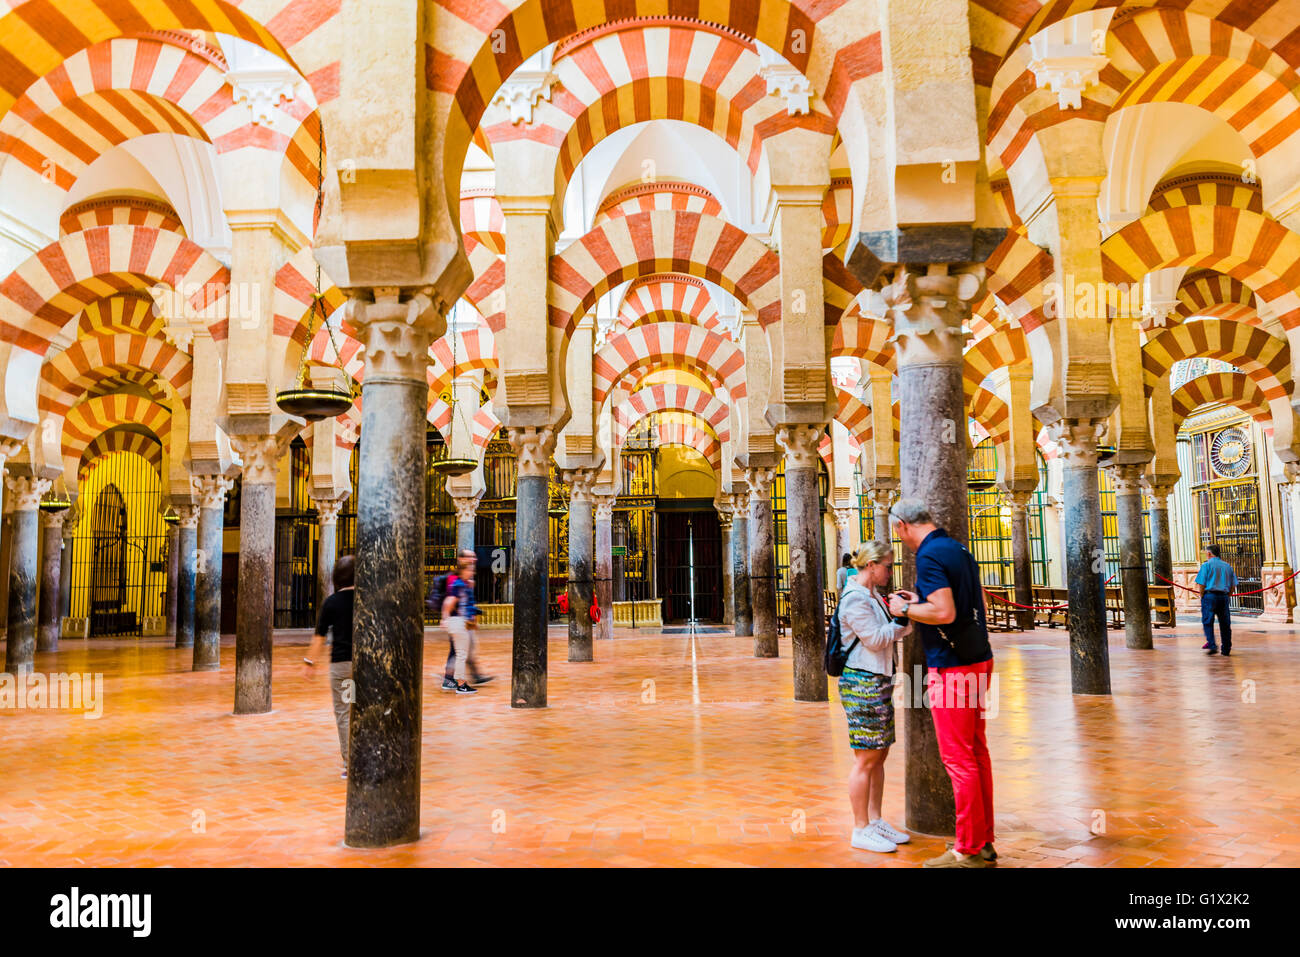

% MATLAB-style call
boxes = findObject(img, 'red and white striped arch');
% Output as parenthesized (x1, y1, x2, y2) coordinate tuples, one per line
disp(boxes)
(830, 302, 893, 372)
(272, 251, 347, 352)
(1171, 371, 1273, 432)
(593, 322, 744, 415)
(39, 332, 192, 415)
(1141, 318, 1292, 402)
(964, 327, 1030, 397)
(76, 293, 163, 338)
(649, 418, 722, 474)
(0, 225, 230, 354)
(428, 325, 499, 395)
(79, 427, 164, 482)
(613, 275, 729, 339)
(62, 392, 170, 474)
(548, 210, 782, 337)
(427, 395, 501, 455)
(459, 190, 505, 255)
(594, 183, 723, 227)
(60, 196, 185, 236)
(1176, 270, 1259, 324)
(613, 383, 730, 447)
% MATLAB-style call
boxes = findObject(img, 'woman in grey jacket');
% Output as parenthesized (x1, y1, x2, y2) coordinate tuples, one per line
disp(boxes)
(838, 540, 912, 853)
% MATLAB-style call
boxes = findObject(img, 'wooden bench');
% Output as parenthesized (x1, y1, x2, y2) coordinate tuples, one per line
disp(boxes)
(1105, 587, 1126, 629)
(1150, 585, 1177, 628)
(775, 591, 790, 636)
(982, 585, 1019, 632)
(1032, 586, 1069, 628)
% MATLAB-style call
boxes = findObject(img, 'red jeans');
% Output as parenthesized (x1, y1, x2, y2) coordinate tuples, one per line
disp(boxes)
(927, 659, 995, 855)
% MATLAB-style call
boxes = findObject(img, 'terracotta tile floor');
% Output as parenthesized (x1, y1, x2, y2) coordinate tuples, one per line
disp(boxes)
(1, 617, 1297, 867)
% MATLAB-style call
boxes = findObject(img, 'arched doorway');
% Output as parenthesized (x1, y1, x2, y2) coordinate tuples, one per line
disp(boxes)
(89, 483, 130, 635)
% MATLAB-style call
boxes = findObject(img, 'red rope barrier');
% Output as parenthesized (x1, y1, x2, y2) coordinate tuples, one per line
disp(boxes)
(1154, 568, 1300, 597)
(983, 573, 1118, 612)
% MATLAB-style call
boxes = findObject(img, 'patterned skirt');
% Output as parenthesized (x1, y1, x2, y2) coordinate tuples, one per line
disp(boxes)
(838, 667, 895, 750)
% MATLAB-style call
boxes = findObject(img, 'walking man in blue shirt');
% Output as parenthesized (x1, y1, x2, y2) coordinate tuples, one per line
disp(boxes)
(1195, 545, 1237, 657)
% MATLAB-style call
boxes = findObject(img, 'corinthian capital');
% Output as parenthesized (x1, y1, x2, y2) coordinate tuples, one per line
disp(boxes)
(449, 493, 481, 524)
(592, 493, 616, 522)
(775, 424, 824, 471)
(832, 506, 854, 530)
(176, 504, 200, 529)
(0, 438, 24, 460)
(345, 287, 445, 382)
(232, 435, 284, 485)
(883, 266, 983, 367)
(560, 468, 598, 504)
(314, 496, 346, 525)
(1108, 463, 1145, 494)
(745, 467, 775, 505)
(508, 425, 556, 479)
(1046, 419, 1106, 465)
(192, 474, 235, 510)
(5, 475, 51, 511)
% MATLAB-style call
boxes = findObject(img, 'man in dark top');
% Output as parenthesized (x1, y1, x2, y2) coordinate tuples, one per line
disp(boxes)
(305, 555, 354, 776)
(887, 499, 995, 868)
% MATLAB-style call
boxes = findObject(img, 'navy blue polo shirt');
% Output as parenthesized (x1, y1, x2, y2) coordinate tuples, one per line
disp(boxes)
(914, 528, 993, 670)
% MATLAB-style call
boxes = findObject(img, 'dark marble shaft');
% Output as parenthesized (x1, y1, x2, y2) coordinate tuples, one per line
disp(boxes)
(176, 524, 197, 649)
(720, 521, 734, 625)
(1150, 503, 1172, 582)
(234, 481, 276, 714)
(731, 513, 752, 637)
(4, 510, 39, 672)
(594, 515, 613, 641)
(568, 497, 593, 662)
(511, 474, 549, 707)
(1063, 463, 1111, 694)
(1115, 484, 1153, 650)
(786, 465, 827, 701)
(164, 525, 179, 638)
(1010, 506, 1034, 630)
(36, 522, 61, 653)
(193, 505, 224, 672)
(749, 497, 778, 658)
(318, 519, 338, 607)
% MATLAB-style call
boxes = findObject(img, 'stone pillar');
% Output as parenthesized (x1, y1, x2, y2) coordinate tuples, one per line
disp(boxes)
(832, 505, 854, 567)
(777, 425, 828, 701)
(563, 469, 596, 663)
(1006, 490, 1035, 630)
(731, 489, 752, 637)
(175, 506, 199, 649)
(36, 508, 64, 652)
(717, 503, 734, 625)
(314, 496, 346, 608)
(0, 511, 13, 637)
(885, 266, 979, 838)
(507, 426, 556, 707)
(163, 521, 179, 637)
(869, 487, 893, 546)
(746, 467, 778, 658)
(593, 494, 615, 640)
(59, 510, 76, 620)
(344, 290, 441, 849)
(449, 493, 479, 555)
(4, 475, 50, 673)
(1110, 464, 1153, 650)
(1050, 420, 1111, 694)
(231, 437, 281, 714)
(192, 476, 231, 671)
(1146, 483, 1174, 583)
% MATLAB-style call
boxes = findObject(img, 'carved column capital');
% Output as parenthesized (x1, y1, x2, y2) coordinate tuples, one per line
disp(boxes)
(61, 506, 79, 539)
(560, 468, 598, 504)
(191, 474, 235, 510)
(39, 508, 66, 530)
(5, 475, 51, 511)
(775, 423, 824, 471)
(1046, 418, 1106, 464)
(729, 489, 750, 516)
(866, 485, 895, 509)
(1000, 488, 1035, 510)
(882, 266, 983, 367)
(832, 506, 854, 530)
(1108, 463, 1145, 495)
(449, 493, 481, 524)
(507, 425, 556, 479)
(314, 497, 346, 526)
(345, 288, 444, 383)
(232, 435, 284, 485)
(0, 439, 23, 459)
(176, 504, 200, 529)
(592, 494, 617, 523)
(745, 467, 775, 507)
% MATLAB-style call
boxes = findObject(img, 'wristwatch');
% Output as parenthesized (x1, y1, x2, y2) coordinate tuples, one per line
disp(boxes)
(892, 603, 910, 626)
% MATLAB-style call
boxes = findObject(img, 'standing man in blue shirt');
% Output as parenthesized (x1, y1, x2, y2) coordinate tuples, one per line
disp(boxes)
(1195, 545, 1237, 656)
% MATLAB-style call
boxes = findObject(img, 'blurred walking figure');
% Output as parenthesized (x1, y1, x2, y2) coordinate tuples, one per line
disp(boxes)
(438, 549, 494, 690)
(444, 549, 486, 694)
(305, 555, 355, 777)
(836, 552, 853, 595)
(1196, 545, 1237, 656)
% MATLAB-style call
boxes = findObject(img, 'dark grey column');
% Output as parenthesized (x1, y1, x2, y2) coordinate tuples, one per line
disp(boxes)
(0, 511, 13, 637)
(508, 426, 555, 707)
(746, 467, 778, 658)
(175, 506, 198, 649)
(889, 268, 979, 837)
(314, 496, 345, 608)
(1053, 420, 1110, 694)
(163, 522, 179, 637)
(232, 439, 281, 715)
(58, 508, 76, 621)
(345, 293, 438, 848)
(593, 494, 615, 640)
(1148, 484, 1173, 583)
(563, 470, 595, 663)
(731, 490, 752, 637)
(1112, 464, 1153, 650)
(192, 475, 231, 672)
(871, 488, 893, 546)
(4, 476, 49, 673)
(777, 426, 827, 701)
(1007, 490, 1035, 630)
(718, 507, 734, 625)
(37, 509, 64, 652)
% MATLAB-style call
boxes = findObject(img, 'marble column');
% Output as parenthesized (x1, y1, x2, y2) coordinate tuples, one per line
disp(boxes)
(1050, 420, 1111, 694)
(4, 476, 50, 673)
(507, 426, 556, 707)
(345, 290, 440, 848)
(175, 505, 199, 649)
(192, 475, 232, 672)
(870, 487, 893, 546)
(1111, 463, 1153, 650)
(0, 511, 13, 637)
(593, 494, 615, 641)
(449, 493, 479, 555)
(37, 508, 65, 652)
(563, 469, 596, 663)
(163, 521, 179, 637)
(886, 266, 978, 837)
(59, 509, 76, 621)
(833, 505, 854, 567)
(746, 467, 778, 658)
(1006, 490, 1035, 631)
(314, 496, 346, 608)
(777, 425, 828, 701)
(231, 437, 282, 714)
(1146, 483, 1174, 583)
(730, 490, 752, 637)
(717, 503, 734, 625)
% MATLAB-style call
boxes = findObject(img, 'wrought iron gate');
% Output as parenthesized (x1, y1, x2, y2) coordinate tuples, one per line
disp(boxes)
(1195, 484, 1264, 614)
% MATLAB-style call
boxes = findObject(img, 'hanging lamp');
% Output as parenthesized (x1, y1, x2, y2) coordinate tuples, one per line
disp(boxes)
(430, 315, 478, 477)
(39, 477, 71, 513)
(162, 505, 179, 526)
(276, 115, 355, 422)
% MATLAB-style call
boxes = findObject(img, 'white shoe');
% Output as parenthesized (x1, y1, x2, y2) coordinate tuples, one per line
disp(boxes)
(851, 826, 897, 853)
(871, 818, 911, 844)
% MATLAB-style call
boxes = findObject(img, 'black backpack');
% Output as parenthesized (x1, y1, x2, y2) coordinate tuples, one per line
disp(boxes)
(426, 573, 454, 618)
(824, 596, 860, 677)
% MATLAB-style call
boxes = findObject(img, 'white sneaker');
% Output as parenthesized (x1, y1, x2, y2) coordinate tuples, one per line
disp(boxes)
(851, 826, 897, 853)
(871, 818, 911, 844)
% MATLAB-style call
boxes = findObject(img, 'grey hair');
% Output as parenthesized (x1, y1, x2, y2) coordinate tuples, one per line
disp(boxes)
(889, 498, 933, 525)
